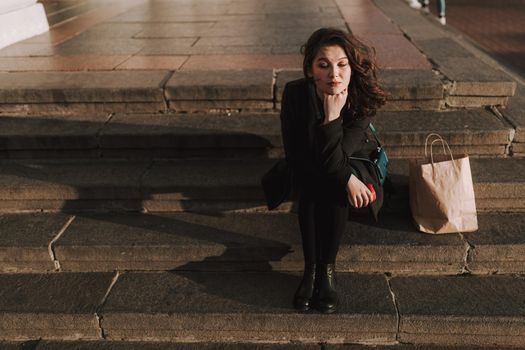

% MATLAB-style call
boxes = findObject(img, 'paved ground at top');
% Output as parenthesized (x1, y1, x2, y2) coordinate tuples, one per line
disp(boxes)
(428, 0, 525, 78)
(0, 0, 430, 71)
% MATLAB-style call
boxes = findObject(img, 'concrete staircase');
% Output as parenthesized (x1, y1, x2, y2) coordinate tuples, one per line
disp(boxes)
(2, 1, 525, 350)
(2, 100, 525, 348)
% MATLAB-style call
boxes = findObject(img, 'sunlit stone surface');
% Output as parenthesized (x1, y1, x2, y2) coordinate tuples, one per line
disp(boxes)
(0, 0, 49, 49)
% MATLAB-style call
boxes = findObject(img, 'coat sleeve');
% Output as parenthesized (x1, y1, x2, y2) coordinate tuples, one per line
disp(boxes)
(280, 84, 299, 170)
(316, 114, 372, 187)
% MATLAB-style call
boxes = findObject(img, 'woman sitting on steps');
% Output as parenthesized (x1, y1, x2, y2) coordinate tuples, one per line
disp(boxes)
(279, 28, 387, 313)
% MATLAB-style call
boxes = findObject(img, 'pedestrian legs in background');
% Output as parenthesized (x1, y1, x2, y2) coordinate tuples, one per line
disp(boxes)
(421, 0, 430, 13)
(437, 0, 446, 25)
(421, 0, 446, 25)
(408, 0, 446, 25)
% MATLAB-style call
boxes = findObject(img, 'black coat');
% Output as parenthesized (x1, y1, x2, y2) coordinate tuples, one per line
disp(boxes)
(280, 77, 384, 220)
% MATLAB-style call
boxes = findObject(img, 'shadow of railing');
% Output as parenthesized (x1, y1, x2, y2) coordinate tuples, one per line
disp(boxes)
(0, 114, 415, 308)
(61, 210, 299, 309)
(0, 114, 281, 213)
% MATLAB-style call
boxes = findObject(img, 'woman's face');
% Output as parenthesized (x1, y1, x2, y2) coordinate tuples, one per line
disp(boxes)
(310, 45, 351, 97)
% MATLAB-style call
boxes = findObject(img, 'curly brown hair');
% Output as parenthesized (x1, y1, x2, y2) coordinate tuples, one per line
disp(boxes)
(301, 28, 387, 117)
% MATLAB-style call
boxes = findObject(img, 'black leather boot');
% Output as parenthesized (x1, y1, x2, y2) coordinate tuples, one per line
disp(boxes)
(293, 263, 316, 311)
(316, 263, 338, 313)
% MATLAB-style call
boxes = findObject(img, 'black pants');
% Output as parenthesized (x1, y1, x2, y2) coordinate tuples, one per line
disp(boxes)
(298, 190, 348, 265)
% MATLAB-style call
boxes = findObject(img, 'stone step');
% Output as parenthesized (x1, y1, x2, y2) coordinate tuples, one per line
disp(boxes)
(0, 342, 515, 350)
(0, 108, 516, 159)
(0, 68, 513, 116)
(374, 0, 517, 108)
(1, 271, 525, 347)
(0, 157, 522, 212)
(2, 211, 524, 275)
(276, 69, 446, 111)
(500, 84, 525, 156)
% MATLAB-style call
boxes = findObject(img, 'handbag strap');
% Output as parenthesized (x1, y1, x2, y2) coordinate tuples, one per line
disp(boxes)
(368, 123, 383, 147)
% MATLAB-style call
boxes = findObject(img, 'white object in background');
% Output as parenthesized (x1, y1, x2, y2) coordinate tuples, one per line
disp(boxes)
(408, 0, 422, 9)
(0, 1, 49, 50)
(0, 0, 39, 15)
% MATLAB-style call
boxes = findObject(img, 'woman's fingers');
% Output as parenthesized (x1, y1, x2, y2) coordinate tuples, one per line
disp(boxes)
(362, 193, 369, 207)
(356, 194, 363, 208)
(346, 175, 376, 208)
(350, 191, 374, 208)
(323, 89, 348, 122)
(365, 188, 374, 206)
(369, 188, 376, 203)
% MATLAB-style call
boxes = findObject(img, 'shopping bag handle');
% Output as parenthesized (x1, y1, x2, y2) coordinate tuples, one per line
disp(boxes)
(430, 138, 456, 168)
(424, 133, 446, 158)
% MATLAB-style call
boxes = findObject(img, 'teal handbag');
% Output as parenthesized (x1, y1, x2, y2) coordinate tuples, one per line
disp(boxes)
(348, 123, 388, 186)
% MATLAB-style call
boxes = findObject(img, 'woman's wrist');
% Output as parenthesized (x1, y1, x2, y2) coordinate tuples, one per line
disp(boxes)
(323, 113, 340, 124)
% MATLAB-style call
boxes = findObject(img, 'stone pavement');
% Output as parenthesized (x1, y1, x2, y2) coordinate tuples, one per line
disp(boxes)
(0, 0, 429, 71)
(0, 157, 523, 213)
(1, 0, 525, 348)
(3, 270, 525, 345)
(0, 109, 516, 158)
(2, 211, 525, 274)
(0, 343, 516, 350)
(428, 0, 525, 79)
(0, 0, 517, 113)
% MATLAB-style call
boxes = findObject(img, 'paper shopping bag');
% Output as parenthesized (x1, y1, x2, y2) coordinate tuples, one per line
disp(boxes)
(409, 134, 478, 234)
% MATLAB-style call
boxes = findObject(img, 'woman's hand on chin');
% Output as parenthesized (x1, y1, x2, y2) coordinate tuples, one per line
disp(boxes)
(323, 88, 347, 124)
